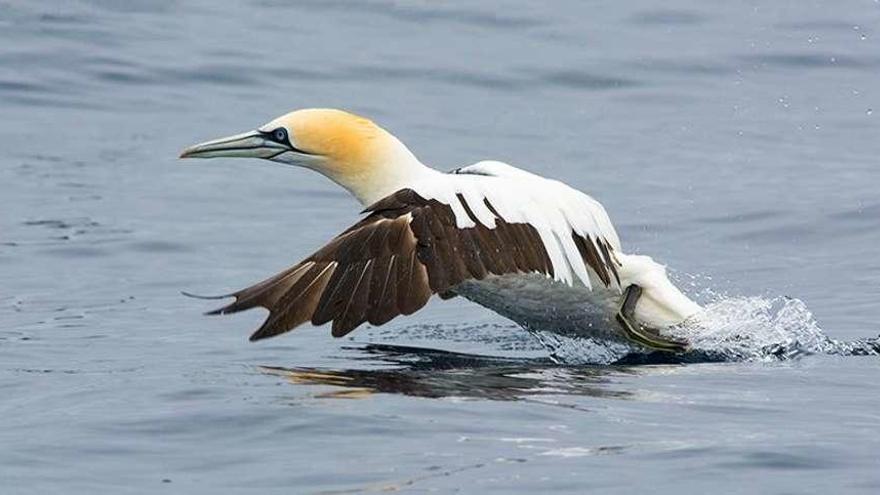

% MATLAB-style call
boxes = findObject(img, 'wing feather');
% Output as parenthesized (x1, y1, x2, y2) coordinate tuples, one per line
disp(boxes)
(247, 262, 335, 341)
(206, 179, 620, 341)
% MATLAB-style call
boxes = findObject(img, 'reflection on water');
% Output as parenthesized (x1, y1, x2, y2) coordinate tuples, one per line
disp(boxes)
(262, 344, 642, 401)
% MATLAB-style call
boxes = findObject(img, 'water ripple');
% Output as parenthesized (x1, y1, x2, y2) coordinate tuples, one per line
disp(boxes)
(630, 9, 707, 26)
(265, 0, 547, 30)
(741, 53, 880, 70)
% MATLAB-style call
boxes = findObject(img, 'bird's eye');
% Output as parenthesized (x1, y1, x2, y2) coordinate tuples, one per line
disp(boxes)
(272, 128, 287, 143)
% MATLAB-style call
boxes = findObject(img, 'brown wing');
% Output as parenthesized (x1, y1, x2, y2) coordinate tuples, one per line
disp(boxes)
(208, 188, 616, 341)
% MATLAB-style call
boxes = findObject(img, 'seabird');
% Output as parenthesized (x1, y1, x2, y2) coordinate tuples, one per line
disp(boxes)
(180, 108, 701, 352)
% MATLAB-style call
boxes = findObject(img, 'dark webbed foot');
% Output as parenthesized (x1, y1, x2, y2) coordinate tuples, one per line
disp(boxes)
(616, 284, 689, 353)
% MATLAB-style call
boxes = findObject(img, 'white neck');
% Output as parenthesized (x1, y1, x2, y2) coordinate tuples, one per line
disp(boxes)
(322, 138, 440, 207)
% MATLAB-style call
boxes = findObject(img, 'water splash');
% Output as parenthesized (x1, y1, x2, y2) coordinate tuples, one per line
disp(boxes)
(534, 296, 880, 365)
(365, 295, 879, 366)
(530, 331, 634, 365)
(673, 296, 835, 360)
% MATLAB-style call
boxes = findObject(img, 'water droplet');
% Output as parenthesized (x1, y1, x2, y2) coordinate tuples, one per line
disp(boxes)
(860, 34, 867, 41)
(868, 108, 874, 116)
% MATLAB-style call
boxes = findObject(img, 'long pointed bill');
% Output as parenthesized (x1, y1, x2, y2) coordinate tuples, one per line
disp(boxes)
(179, 130, 288, 159)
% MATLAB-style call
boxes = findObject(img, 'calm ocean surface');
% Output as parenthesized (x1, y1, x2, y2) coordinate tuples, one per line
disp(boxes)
(1, 1, 879, 493)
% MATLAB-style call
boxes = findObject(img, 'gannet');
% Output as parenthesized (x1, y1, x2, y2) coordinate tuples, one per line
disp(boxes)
(180, 108, 702, 352)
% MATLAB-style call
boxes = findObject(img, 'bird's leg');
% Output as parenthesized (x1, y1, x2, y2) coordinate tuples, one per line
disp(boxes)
(616, 284, 688, 353)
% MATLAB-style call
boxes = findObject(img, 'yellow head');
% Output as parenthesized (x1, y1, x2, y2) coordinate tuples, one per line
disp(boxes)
(180, 108, 428, 205)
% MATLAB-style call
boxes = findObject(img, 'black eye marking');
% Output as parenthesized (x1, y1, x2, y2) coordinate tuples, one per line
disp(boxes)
(261, 128, 314, 155)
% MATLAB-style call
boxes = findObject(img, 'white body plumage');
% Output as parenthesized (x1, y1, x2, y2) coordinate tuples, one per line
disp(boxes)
(411, 160, 701, 338)
(181, 108, 702, 347)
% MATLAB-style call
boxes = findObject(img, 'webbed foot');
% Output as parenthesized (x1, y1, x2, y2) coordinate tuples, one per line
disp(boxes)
(616, 284, 689, 353)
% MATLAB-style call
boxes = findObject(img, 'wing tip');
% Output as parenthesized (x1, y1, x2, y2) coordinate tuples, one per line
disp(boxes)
(181, 290, 231, 300)
(249, 316, 298, 342)
(205, 305, 230, 316)
(330, 320, 357, 338)
(182, 290, 241, 316)
(248, 318, 278, 341)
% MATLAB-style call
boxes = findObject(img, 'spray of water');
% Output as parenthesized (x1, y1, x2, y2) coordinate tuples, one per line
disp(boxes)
(532, 295, 880, 365)
(674, 296, 838, 360)
(366, 277, 879, 365)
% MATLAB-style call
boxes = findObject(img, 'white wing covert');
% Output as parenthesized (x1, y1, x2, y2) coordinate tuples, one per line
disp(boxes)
(415, 161, 622, 290)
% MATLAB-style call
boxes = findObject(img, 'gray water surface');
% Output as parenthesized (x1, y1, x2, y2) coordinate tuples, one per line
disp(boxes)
(1, 1, 879, 493)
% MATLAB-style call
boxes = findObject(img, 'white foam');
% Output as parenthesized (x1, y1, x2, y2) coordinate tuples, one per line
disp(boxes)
(668, 296, 836, 361)
(533, 294, 879, 364)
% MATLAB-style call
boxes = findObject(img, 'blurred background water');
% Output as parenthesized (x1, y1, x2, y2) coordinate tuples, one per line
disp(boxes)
(1, 0, 879, 493)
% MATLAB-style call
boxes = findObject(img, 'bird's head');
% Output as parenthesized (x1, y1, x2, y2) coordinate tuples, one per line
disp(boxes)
(180, 108, 427, 205)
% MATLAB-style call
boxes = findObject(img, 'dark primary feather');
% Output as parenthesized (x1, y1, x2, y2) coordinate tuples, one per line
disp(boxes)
(209, 188, 619, 341)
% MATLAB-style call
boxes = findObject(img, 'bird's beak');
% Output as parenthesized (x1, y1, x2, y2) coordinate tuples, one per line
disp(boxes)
(179, 130, 288, 159)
